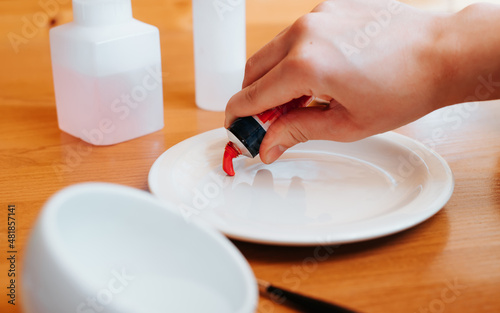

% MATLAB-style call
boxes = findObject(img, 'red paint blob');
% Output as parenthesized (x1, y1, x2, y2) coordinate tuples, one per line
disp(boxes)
(223, 142, 241, 176)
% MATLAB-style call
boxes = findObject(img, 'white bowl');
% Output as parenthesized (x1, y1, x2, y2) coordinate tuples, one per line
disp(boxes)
(22, 183, 257, 313)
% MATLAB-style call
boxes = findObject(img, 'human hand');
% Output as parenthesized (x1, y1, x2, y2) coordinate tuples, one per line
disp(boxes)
(225, 0, 454, 164)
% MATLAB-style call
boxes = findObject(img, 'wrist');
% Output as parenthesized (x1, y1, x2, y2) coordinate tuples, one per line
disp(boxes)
(437, 3, 500, 106)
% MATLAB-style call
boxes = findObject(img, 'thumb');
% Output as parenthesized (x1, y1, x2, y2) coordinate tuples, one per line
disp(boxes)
(259, 104, 353, 164)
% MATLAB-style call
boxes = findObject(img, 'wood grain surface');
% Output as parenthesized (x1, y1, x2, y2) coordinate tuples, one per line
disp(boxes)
(1, 0, 499, 312)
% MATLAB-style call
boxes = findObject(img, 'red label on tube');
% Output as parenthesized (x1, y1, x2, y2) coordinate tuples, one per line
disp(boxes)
(256, 98, 305, 124)
(254, 96, 311, 130)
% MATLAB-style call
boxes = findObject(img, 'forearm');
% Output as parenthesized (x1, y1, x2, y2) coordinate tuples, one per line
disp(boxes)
(439, 3, 500, 106)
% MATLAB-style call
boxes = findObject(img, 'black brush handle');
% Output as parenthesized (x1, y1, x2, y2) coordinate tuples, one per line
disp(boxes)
(267, 285, 359, 313)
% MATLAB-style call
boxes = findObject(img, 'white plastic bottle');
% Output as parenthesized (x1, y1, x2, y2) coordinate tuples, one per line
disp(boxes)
(192, 0, 246, 111)
(50, 0, 164, 145)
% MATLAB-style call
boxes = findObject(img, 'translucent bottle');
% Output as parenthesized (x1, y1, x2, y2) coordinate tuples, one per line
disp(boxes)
(192, 0, 246, 111)
(50, 0, 164, 145)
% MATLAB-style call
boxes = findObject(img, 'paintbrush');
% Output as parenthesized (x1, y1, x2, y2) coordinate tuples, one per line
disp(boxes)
(257, 279, 359, 313)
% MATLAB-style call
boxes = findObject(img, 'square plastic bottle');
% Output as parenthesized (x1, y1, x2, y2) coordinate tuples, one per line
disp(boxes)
(50, 0, 164, 145)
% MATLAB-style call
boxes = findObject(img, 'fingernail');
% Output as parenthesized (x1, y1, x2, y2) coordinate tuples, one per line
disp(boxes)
(263, 145, 287, 164)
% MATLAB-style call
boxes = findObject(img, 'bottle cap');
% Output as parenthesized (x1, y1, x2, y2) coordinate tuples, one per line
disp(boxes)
(226, 117, 265, 158)
(73, 0, 132, 26)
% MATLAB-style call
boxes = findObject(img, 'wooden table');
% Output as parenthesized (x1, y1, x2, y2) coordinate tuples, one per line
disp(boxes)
(1, 0, 499, 312)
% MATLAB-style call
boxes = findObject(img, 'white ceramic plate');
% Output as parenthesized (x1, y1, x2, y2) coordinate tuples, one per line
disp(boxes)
(148, 128, 454, 246)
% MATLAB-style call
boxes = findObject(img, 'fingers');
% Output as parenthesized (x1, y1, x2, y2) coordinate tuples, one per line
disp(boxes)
(311, 0, 336, 13)
(226, 10, 333, 127)
(225, 57, 312, 128)
(224, 28, 295, 128)
(242, 26, 291, 88)
(259, 104, 361, 164)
